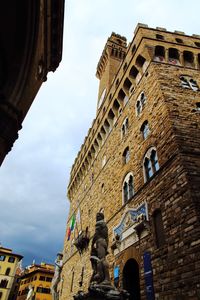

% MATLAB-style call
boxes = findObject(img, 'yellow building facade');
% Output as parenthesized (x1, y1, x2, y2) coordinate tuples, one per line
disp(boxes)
(0, 246, 23, 300)
(17, 263, 54, 300)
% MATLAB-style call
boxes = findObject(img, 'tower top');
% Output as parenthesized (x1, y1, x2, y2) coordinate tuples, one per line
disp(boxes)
(96, 32, 127, 80)
(96, 32, 127, 110)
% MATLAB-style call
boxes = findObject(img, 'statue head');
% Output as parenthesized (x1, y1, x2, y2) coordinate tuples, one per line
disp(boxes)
(96, 212, 104, 221)
(57, 253, 63, 260)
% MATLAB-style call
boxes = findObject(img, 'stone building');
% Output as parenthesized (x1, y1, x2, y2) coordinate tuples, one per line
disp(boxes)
(61, 24, 200, 300)
(0, 1, 65, 165)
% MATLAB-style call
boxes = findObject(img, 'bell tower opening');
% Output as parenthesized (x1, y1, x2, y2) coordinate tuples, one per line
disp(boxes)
(122, 258, 141, 300)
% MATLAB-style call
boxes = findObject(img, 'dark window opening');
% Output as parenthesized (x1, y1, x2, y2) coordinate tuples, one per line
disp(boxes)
(8, 257, 15, 263)
(136, 55, 146, 67)
(168, 48, 179, 63)
(195, 42, 200, 48)
(183, 51, 194, 66)
(132, 45, 136, 54)
(156, 34, 164, 40)
(5, 268, 11, 276)
(123, 78, 132, 91)
(123, 182, 128, 203)
(153, 209, 165, 248)
(118, 89, 126, 101)
(129, 66, 139, 79)
(175, 38, 183, 44)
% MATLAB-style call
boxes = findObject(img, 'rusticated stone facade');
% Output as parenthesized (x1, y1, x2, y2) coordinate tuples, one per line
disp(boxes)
(61, 24, 200, 300)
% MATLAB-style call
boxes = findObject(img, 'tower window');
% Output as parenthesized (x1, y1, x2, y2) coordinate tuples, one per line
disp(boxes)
(153, 209, 165, 248)
(154, 45, 165, 62)
(123, 78, 132, 92)
(175, 38, 183, 44)
(143, 147, 160, 182)
(140, 120, 150, 139)
(183, 51, 194, 67)
(156, 34, 164, 40)
(136, 55, 146, 68)
(122, 172, 134, 204)
(180, 75, 199, 91)
(195, 42, 200, 48)
(122, 147, 130, 164)
(129, 66, 139, 79)
(168, 48, 179, 64)
(0, 256, 5, 261)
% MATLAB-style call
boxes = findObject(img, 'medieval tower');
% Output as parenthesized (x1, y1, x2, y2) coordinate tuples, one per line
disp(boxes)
(61, 23, 200, 300)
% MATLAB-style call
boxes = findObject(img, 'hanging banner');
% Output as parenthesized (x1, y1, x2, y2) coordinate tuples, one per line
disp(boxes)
(143, 251, 155, 300)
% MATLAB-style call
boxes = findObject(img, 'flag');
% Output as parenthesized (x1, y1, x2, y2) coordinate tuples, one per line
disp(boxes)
(70, 214, 76, 231)
(67, 227, 71, 241)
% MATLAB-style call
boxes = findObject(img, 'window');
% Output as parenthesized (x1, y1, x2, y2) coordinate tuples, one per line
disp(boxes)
(153, 209, 165, 248)
(39, 276, 45, 281)
(122, 147, 130, 164)
(154, 45, 165, 62)
(143, 148, 160, 182)
(36, 287, 51, 294)
(5, 268, 11, 276)
(196, 102, 200, 111)
(0, 255, 5, 261)
(136, 92, 146, 116)
(175, 38, 183, 44)
(0, 292, 2, 299)
(156, 34, 164, 40)
(168, 48, 179, 64)
(141, 120, 150, 139)
(121, 117, 129, 138)
(122, 173, 134, 203)
(8, 256, 15, 263)
(183, 51, 194, 67)
(180, 76, 199, 91)
(0, 279, 8, 288)
(195, 42, 200, 48)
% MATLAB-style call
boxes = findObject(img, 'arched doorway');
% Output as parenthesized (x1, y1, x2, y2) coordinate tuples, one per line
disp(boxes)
(123, 258, 141, 300)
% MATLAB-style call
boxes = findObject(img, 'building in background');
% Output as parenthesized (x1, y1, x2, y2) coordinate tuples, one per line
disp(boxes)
(0, 245, 23, 300)
(17, 263, 54, 300)
(61, 24, 200, 299)
(0, 0, 65, 166)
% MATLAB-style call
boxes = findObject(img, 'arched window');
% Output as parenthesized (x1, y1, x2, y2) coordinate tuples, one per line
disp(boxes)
(122, 173, 134, 203)
(154, 45, 165, 62)
(168, 48, 179, 65)
(121, 117, 129, 138)
(153, 209, 165, 248)
(5, 268, 11, 276)
(136, 92, 146, 116)
(143, 147, 160, 182)
(0, 279, 8, 288)
(140, 120, 150, 139)
(122, 147, 130, 164)
(183, 51, 194, 67)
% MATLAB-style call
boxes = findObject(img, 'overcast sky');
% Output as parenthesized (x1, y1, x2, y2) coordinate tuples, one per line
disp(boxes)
(0, 0, 200, 267)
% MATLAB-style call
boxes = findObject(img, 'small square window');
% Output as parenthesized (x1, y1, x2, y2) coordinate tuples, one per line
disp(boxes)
(195, 42, 200, 48)
(8, 257, 15, 263)
(176, 38, 183, 44)
(156, 34, 164, 40)
(0, 256, 5, 261)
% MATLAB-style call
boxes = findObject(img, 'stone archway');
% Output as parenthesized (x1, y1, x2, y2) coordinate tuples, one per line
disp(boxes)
(122, 258, 141, 300)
